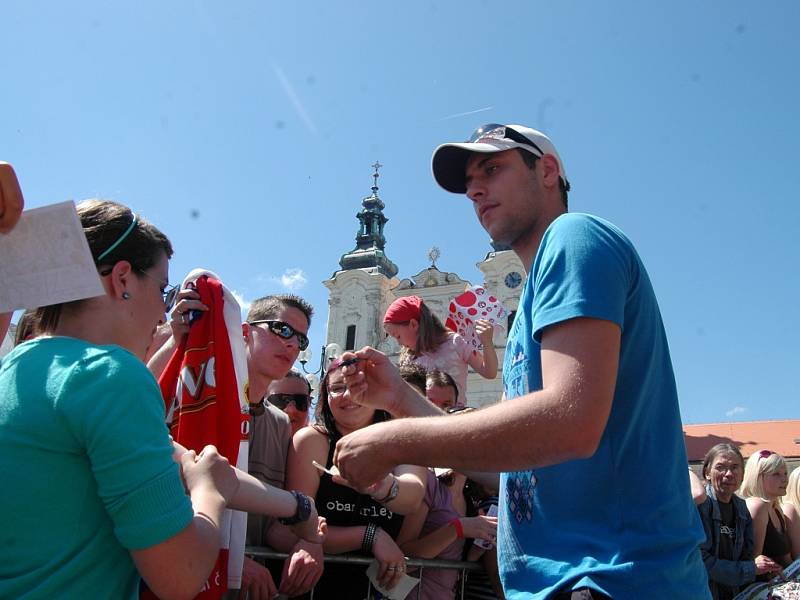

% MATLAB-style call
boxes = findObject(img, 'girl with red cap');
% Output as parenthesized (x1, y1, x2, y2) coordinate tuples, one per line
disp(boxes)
(383, 296, 497, 405)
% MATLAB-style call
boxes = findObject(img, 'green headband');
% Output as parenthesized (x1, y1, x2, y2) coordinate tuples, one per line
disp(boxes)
(97, 213, 138, 260)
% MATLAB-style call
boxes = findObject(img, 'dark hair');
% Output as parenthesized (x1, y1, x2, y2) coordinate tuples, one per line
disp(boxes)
(702, 443, 744, 478)
(35, 200, 173, 333)
(399, 362, 427, 394)
(516, 148, 570, 210)
(14, 310, 40, 345)
(247, 294, 313, 326)
(426, 369, 459, 404)
(312, 367, 389, 443)
(283, 368, 312, 394)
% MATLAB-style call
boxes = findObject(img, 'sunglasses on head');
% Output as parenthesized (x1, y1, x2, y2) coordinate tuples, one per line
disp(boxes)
(467, 123, 545, 157)
(758, 450, 775, 460)
(267, 393, 310, 412)
(249, 319, 309, 350)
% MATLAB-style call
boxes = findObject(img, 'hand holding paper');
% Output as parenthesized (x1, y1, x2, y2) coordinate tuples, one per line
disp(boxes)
(0, 162, 24, 234)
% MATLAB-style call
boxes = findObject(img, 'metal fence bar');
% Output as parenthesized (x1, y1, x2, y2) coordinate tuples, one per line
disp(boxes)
(245, 546, 491, 599)
(246, 546, 485, 571)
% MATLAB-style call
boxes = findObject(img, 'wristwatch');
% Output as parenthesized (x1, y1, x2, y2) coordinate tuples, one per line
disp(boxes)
(373, 475, 400, 505)
(279, 490, 312, 525)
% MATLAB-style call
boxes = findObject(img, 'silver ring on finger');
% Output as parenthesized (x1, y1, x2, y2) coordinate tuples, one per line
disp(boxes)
(387, 566, 397, 571)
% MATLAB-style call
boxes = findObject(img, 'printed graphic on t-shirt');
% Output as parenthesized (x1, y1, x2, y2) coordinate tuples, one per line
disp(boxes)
(720, 524, 735, 538)
(503, 340, 538, 523)
(507, 471, 537, 523)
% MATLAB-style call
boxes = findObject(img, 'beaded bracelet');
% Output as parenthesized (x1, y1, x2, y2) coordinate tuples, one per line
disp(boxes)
(362, 522, 379, 554)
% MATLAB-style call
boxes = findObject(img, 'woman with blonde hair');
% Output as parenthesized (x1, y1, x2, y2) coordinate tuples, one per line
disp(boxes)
(782, 467, 800, 560)
(739, 450, 792, 572)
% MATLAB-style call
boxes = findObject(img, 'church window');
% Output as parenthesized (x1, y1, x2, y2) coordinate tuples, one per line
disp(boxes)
(345, 325, 357, 350)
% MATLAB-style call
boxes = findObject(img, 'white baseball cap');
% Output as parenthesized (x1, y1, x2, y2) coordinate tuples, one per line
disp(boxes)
(431, 123, 569, 194)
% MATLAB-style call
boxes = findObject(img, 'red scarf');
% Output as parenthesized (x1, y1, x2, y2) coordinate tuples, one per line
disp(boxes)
(148, 272, 249, 599)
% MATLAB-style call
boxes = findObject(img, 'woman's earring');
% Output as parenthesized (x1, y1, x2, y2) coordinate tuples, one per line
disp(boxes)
(122, 292, 131, 300)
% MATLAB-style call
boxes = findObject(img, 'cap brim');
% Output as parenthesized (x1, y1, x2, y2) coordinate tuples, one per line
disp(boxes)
(431, 140, 527, 194)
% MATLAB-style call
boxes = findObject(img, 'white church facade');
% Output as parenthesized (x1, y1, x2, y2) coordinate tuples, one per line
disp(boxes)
(322, 165, 527, 408)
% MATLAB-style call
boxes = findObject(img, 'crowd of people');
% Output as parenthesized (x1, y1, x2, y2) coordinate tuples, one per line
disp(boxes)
(0, 120, 798, 600)
(691, 444, 800, 599)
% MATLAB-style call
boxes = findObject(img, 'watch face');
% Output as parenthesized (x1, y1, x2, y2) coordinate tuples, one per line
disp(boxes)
(505, 271, 522, 289)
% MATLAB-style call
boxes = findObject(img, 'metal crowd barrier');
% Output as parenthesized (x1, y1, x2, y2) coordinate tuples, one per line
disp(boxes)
(245, 547, 499, 599)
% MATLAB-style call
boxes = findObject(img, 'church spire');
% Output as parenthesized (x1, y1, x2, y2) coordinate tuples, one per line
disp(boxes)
(338, 162, 399, 277)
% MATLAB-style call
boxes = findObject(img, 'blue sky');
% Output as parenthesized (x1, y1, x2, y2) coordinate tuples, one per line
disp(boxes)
(2, 1, 797, 424)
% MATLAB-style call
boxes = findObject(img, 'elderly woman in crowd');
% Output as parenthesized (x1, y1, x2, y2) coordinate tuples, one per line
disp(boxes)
(286, 358, 427, 598)
(697, 444, 782, 600)
(739, 450, 793, 575)
(781, 467, 800, 560)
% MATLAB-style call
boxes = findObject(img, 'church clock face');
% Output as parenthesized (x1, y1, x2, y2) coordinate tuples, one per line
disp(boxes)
(505, 271, 523, 289)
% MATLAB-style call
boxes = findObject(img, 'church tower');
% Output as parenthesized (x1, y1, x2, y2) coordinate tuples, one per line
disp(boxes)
(321, 166, 526, 408)
(323, 163, 400, 353)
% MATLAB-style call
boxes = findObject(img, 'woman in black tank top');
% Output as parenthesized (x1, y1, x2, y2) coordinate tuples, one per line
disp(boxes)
(286, 358, 428, 598)
(740, 450, 792, 573)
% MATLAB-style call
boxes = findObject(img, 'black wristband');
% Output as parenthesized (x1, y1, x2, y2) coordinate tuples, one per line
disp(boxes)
(279, 490, 312, 526)
(362, 522, 378, 554)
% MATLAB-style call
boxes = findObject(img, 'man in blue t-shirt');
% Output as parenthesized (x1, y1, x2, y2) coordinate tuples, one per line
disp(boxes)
(333, 123, 710, 599)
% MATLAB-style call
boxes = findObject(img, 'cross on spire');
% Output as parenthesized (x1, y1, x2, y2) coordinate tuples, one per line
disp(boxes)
(371, 161, 383, 190)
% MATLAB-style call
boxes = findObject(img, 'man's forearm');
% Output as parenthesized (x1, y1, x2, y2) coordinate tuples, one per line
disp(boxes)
(380, 388, 600, 473)
(391, 383, 443, 418)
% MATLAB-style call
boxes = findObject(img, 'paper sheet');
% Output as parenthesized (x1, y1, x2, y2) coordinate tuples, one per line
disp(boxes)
(0, 201, 105, 312)
(365, 560, 419, 600)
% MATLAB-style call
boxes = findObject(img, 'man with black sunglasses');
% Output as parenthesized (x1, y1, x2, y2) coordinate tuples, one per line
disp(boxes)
(238, 294, 324, 600)
(333, 124, 710, 599)
(267, 369, 312, 437)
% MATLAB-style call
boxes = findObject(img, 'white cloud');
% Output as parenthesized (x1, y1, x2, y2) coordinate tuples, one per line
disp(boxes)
(229, 289, 252, 314)
(725, 406, 747, 418)
(277, 268, 308, 291)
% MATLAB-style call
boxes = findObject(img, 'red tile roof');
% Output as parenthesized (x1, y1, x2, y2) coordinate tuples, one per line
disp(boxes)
(684, 420, 800, 462)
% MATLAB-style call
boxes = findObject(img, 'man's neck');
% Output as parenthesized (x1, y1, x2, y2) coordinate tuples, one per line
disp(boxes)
(247, 369, 273, 405)
(512, 208, 565, 272)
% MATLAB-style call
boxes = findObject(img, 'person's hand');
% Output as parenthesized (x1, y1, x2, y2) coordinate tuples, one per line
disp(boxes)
(336, 347, 411, 415)
(0, 162, 24, 234)
(168, 288, 208, 343)
(331, 467, 394, 499)
(460, 515, 498, 543)
(334, 421, 399, 491)
(238, 556, 277, 600)
(372, 527, 407, 590)
(0, 312, 12, 344)
(278, 540, 324, 597)
(475, 319, 495, 347)
(754, 554, 782, 576)
(288, 497, 327, 544)
(180, 445, 239, 504)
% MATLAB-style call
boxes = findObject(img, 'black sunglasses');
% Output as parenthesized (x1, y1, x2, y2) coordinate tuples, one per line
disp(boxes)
(249, 319, 310, 350)
(467, 123, 545, 157)
(267, 393, 310, 412)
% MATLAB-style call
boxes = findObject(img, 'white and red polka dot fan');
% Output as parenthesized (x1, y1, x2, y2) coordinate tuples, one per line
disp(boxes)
(446, 285, 508, 350)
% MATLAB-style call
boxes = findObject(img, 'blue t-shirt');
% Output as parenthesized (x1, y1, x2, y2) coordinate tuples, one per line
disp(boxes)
(500, 214, 709, 599)
(0, 337, 193, 600)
